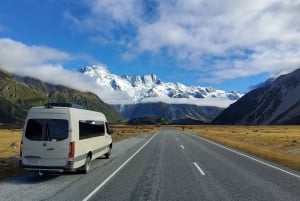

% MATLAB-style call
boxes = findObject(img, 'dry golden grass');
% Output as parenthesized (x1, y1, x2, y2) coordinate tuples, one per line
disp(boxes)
(0, 126, 159, 181)
(0, 129, 24, 181)
(111, 125, 160, 142)
(176, 125, 300, 171)
(0, 129, 22, 158)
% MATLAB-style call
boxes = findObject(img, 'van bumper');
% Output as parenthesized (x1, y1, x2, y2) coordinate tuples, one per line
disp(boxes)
(23, 166, 65, 173)
(20, 161, 75, 173)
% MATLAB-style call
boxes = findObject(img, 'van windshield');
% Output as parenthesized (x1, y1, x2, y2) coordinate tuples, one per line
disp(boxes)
(25, 119, 69, 141)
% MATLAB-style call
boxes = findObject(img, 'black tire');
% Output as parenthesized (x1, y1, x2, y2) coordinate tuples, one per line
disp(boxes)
(105, 146, 111, 159)
(83, 156, 91, 174)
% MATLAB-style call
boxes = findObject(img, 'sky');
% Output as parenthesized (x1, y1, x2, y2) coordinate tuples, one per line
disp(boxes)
(0, 0, 300, 93)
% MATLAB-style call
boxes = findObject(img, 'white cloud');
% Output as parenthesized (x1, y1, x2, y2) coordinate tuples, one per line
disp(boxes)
(0, 38, 131, 104)
(0, 38, 70, 69)
(141, 96, 234, 108)
(66, 0, 300, 82)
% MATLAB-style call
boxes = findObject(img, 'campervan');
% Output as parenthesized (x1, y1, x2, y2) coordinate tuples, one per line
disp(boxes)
(20, 103, 113, 174)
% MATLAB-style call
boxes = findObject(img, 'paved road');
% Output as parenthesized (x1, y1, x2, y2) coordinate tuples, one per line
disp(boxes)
(87, 128, 300, 201)
(1, 128, 299, 201)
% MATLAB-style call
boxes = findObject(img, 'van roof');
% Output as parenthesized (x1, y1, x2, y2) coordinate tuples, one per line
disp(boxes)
(27, 106, 107, 121)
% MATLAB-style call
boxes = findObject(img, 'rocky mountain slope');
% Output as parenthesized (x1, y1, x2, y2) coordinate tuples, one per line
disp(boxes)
(213, 68, 300, 125)
(0, 69, 124, 127)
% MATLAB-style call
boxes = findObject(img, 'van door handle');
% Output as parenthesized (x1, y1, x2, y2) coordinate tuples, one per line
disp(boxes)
(47, 148, 54, 151)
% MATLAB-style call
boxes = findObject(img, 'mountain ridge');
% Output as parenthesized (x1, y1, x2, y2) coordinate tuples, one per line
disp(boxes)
(80, 65, 243, 107)
(112, 102, 223, 124)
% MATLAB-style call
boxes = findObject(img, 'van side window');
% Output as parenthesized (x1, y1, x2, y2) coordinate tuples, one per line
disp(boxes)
(25, 119, 69, 141)
(79, 120, 105, 140)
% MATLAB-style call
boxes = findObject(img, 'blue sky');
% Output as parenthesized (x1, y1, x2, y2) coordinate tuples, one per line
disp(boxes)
(1, 0, 300, 93)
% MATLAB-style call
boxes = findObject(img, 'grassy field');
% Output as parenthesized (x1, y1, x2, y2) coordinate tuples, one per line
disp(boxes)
(176, 125, 300, 171)
(0, 125, 160, 182)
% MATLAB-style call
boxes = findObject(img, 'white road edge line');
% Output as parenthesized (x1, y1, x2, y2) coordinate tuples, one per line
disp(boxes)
(180, 145, 184, 149)
(82, 133, 157, 201)
(193, 162, 206, 176)
(192, 134, 300, 179)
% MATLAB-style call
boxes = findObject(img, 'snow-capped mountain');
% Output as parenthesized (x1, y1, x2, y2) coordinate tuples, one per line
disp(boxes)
(79, 65, 243, 107)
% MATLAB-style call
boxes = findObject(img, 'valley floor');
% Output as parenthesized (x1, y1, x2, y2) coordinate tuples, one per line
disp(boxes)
(1, 125, 299, 182)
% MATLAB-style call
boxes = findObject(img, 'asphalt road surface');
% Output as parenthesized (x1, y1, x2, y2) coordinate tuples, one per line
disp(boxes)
(1, 128, 299, 201)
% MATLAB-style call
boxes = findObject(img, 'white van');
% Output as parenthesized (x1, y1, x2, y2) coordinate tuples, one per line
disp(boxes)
(20, 103, 113, 174)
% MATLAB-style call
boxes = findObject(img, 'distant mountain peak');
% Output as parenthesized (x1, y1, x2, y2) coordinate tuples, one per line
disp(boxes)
(79, 65, 110, 77)
(122, 74, 162, 87)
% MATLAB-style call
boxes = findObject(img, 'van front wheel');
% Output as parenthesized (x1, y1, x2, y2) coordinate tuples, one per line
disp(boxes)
(83, 156, 91, 174)
(105, 146, 111, 159)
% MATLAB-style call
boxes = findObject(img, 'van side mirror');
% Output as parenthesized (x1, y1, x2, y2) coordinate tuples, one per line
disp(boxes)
(108, 129, 114, 135)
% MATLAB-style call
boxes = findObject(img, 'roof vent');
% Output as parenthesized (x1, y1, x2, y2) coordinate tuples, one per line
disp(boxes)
(44, 103, 84, 109)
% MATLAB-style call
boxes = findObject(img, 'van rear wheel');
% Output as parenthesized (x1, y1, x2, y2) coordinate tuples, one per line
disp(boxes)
(83, 156, 91, 174)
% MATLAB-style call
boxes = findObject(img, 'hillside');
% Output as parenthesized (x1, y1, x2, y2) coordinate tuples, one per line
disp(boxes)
(213, 68, 300, 125)
(113, 102, 223, 124)
(0, 69, 124, 127)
